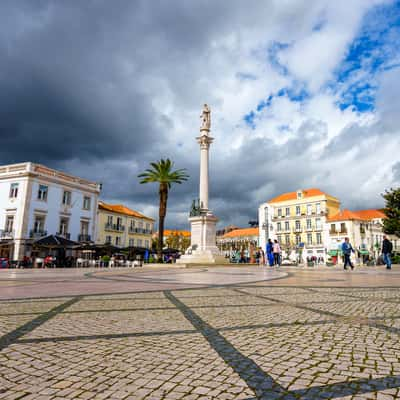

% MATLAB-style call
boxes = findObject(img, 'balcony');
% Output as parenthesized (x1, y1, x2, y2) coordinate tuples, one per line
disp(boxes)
(78, 234, 91, 242)
(30, 230, 47, 238)
(105, 223, 125, 232)
(0, 229, 14, 240)
(329, 229, 337, 235)
(292, 227, 303, 233)
(128, 227, 153, 235)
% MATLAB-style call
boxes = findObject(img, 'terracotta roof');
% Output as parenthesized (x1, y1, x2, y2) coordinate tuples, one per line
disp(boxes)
(353, 209, 386, 220)
(328, 209, 386, 222)
(99, 202, 154, 221)
(222, 227, 259, 238)
(268, 188, 337, 203)
(162, 230, 191, 237)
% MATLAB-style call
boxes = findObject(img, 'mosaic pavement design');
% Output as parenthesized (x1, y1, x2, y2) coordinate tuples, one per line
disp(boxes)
(1, 285, 400, 399)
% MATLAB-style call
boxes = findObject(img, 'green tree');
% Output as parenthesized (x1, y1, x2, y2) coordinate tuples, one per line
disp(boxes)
(382, 187, 400, 237)
(138, 159, 189, 261)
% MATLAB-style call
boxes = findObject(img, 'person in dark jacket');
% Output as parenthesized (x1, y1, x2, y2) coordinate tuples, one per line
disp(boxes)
(382, 235, 393, 270)
(341, 237, 355, 270)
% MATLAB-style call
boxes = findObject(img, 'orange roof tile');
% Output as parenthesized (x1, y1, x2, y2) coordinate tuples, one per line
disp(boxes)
(327, 209, 386, 222)
(353, 209, 386, 220)
(268, 188, 337, 203)
(162, 230, 191, 237)
(99, 202, 154, 221)
(222, 227, 259, 238)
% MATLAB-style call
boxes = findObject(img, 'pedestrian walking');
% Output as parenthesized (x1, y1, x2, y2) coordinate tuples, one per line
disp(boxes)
(273, 239, 281, 266)
(342, 237, 355, 270)
(382, 235, 393, 270)
(266, 239, 274, 267)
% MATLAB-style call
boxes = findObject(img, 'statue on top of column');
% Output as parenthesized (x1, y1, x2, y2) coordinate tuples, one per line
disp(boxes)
(200, 104, 211, 131)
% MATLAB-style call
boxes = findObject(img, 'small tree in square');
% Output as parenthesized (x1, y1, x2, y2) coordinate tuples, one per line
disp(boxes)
(382, 187, 400, 237)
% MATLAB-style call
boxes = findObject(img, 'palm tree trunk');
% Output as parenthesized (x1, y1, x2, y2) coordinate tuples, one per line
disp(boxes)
(158, 183, 168, 262)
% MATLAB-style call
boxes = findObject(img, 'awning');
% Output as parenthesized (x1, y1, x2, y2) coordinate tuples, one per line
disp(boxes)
(33, 235, 78, 248)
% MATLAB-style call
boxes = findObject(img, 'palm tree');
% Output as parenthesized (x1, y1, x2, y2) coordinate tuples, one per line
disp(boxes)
(138, 159, 189, 262)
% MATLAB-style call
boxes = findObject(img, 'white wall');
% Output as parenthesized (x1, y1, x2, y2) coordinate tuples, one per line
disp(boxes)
(27, 179, 97, 241)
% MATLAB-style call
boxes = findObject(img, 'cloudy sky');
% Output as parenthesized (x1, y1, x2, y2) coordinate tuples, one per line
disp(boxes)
(1, 0, 399, 229)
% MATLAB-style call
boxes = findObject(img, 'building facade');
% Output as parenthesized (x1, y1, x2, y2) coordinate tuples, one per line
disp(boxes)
(0, 162, 100, 261)
(259, 188, 341, 260)
(327, 209, 388, 260)
(97, 202, 154, 248)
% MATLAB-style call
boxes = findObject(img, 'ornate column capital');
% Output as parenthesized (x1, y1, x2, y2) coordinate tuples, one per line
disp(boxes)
(196, 135, 214, 150)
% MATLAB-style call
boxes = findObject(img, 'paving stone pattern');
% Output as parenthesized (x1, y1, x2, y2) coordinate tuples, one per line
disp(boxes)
(1, 286, 400, 399)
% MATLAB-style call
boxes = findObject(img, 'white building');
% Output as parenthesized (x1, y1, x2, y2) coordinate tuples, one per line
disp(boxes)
(0, 162, 101, 261)
(327, 209, 388, 261)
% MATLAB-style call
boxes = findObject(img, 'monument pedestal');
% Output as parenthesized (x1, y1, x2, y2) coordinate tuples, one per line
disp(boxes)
(177, 213, 227, 264)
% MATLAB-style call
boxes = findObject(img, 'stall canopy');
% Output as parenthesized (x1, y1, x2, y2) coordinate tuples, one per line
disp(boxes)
(33, 235, 78, 248)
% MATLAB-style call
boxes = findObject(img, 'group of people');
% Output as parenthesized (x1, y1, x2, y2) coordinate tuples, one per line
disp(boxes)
(266, 239, 282, 266)
(341, 235, 393, 270)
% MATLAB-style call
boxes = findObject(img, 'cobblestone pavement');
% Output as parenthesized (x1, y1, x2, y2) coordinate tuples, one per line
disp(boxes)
(1, 267, 400, 399)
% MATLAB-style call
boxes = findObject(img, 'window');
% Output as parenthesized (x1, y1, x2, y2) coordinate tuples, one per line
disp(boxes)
(285, 221, 289, 231)
(306, 219, 312, 229)
(285, 207, 290, 216)
(137, 239, 142, 247)
(316, 233, 322, 244)
(316, 218, 321, 230)
(146, 223, 150, 231)
(296, 206, 301, 216)
(316, 202, 321, 214)
(340, 223, 346, 233)
(9, 183, 19, 198)
(38, 185, 48, 201)
(145, 240, 149, 248)
(285, 235, 290, 245)
(107, 215, 113, 225)
(80, 221, 89, 235)
(83, 196, 91, 210)
(277, 208, 282, 217)
(115, 236, 121, 246)
(307, 204, 312, 215)
(5, 216, 14, 233)
(138, 221, 143, 228)
(59, 218, 69, 235)
(307, 233, 312, 245)
(297, 190, 302, 199)
(295, 220, 301, 230)
(277, 222, 281, 232)
(129, 238, 134, 247)
(34, 215, 45, 233)
(277, 235, 282, 243)
(62, 190, 71, 206)
(130, 220, 135, 229)
(105, 235, 112, 244)
(295, 234, 301, 244)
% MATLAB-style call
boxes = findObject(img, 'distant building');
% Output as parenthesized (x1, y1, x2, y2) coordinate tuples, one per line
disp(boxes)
(0, 162, 101, 261)
(259, 188, 340, 259)
(327, 209, 387, 258)
(96, 202, 154, 248)
(217, 227, 259, 252)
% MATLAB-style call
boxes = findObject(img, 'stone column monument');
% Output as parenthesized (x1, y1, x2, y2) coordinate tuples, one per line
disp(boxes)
(177, 104, 227, 264)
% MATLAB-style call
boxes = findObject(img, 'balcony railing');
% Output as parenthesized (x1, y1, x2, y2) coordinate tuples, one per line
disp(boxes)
(105, 223, 125, 232)
(292, 227, 303, 233)
(56, 232, 71, 239)
(128, 227, 153, 235)
(0, 229, 14, 239)
(78, 234, 91, 242)
(30, 230, 47, 238)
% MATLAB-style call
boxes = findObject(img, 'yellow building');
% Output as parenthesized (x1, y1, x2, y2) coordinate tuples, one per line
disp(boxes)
(96, 202, 154, 248)
(267, 188, 340, 256)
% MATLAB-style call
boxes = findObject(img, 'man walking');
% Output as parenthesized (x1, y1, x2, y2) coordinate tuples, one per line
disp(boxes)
(382, 235, 393, 270)
(342, 237, 355, 270)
